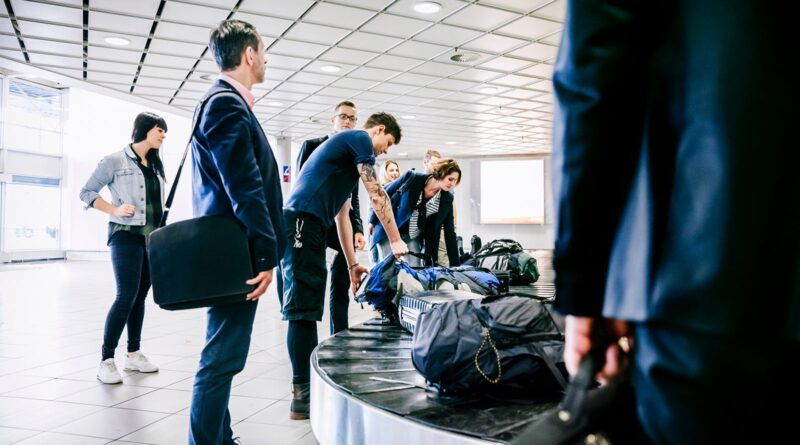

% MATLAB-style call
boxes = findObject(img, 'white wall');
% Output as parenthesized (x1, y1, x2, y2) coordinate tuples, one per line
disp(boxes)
(367, 155, 554, 250)
(63, 88, 192, 252)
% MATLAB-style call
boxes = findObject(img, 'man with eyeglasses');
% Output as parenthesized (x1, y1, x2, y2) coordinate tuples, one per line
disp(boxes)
(293, 100, 364, 336)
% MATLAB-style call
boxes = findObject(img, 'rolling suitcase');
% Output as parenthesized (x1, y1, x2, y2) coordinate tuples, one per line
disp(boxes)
(398, 289, 481, 333)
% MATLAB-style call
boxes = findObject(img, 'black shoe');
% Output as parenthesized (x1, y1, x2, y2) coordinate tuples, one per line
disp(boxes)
(289, 382, 310, 420)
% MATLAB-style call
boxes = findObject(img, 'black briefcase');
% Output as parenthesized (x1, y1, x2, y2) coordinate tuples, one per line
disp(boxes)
(147, 89, 254, 311)
(147, 215, 253, 310)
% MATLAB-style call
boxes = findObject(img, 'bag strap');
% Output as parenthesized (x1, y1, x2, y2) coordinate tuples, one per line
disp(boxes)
(158, 87, 233, 227)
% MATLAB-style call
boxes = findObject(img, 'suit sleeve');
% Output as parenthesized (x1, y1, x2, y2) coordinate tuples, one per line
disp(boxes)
(552, 0, 647, 315)
(202, 94, 278, 271)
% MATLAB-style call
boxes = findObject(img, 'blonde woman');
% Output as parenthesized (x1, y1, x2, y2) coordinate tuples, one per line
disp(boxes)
(381, 159, 401, 185)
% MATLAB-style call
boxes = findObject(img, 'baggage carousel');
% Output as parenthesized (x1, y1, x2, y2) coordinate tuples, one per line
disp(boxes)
(310, 251, 558, 444)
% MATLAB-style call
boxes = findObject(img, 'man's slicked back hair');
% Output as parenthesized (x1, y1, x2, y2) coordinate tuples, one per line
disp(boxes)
(209, 20, 261, 72)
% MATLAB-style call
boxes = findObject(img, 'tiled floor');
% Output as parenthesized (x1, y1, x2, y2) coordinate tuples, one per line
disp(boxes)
(0, 256, 373, 444)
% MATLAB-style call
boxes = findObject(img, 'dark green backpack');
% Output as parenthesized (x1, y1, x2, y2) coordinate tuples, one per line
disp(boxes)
(465, 239, 540, 285)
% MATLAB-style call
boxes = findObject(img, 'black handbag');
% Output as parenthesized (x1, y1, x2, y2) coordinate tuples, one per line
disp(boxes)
(509, 347, 648, 445)
(147, 89, 254, 310)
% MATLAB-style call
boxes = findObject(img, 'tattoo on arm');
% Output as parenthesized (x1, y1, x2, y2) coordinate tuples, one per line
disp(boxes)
(360, 163, 378, 182)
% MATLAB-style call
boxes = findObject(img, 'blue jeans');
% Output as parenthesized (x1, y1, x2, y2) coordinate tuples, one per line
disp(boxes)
(188, 301, 258, 445)
(102, 231, 149, 360)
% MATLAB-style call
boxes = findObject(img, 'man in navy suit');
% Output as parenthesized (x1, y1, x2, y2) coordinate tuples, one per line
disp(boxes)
(187, 20, 285, 445)
(294, 100, 364, 335)
(552, 1, 800, 444)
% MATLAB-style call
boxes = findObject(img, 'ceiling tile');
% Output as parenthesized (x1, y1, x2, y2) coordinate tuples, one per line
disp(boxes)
(303, 3, 376, 28)
(153, 22, 210, 44)
(136, 76, 183, 90)
(138, 64, 190, 79)
(145, 53, 197, 70)
(389, 40, 449, 59)
(89, 31, 148, 51)
(238, 0, 315, 20)
(10, 1, 82, 23)
(17, 20, 82, 42)
(320, 47, 379, 65)
(426, 77, 479, 91)
(413, 24, 483, 47)
(518, 63, 554, 79)
(160, 2, 230, 27)
(541, 31, 562, 45)
(231, 12, 293, 38)
(278, 81, 320, 94)
(479, 56, 532, 72)
(27, 53, 83, 69)
(463, 33, 528, 54)
(349, 66, 398, 82)
(391, 72, 439, 87)
(270, 39, 328, 59)
(533, 0, 566, 22)
(87, 71, 133, 84)
(0, 48, 24, 61)
(476, 0, 550, 13)
(290, 71, 337, 87)
(360, 13, 431, 38)
(23, 38, 81, 55)
(450, 68, 504, 82)
(367, 54, 423, 71)
(90, 0, 160, 17)
(90, 59, 139, 75)
(410, 61, 463, 77)
(330, 77, 379, 90)
(497, 16, 561, 40)
(264, 67, 293, 81)
(284, 23, 351, 46)
(370, 82, 418, 95)
(444, 4, 518, 31)
(90, 12, 154, 36)
(147, 39, 207, 57)
(267, 53, 312, 71)
(339, 32, 403, 53)
(508, 42, 559, 61)
(89, 46, 142, 64)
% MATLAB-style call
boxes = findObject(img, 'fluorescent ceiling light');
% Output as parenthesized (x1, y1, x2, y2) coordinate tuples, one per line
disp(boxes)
(104, 36, 130, 46)
(414, 1, 442, 14)
(445, 141, 456, 145)
(320, 65, 341, 73)
(397, 152, 408, 156)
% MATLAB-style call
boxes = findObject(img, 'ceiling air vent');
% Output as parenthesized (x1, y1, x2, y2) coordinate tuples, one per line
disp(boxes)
(450, 50, 480, 63)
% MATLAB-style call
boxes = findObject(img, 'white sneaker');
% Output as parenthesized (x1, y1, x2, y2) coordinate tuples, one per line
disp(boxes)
(97, 358, 123, 384)
(124, 351, 158, 373)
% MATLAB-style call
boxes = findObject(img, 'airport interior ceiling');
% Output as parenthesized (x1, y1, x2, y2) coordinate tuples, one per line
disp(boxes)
(0, 0, 564, 157)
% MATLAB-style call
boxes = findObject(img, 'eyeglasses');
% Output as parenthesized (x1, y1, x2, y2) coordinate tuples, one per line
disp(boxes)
(335, 114, 357, 123)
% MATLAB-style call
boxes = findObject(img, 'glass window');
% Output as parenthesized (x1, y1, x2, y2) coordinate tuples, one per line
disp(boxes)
(480, 160, 545, 224)
(2, 181, 62, 251)
(2, 80, 63, 155)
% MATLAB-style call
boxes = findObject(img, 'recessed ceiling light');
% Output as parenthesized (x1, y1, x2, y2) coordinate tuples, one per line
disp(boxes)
(104, 36, 130, 46)
(402, 115, 416, 119)
(445, 141, 456, 145)
(320, 65, 341, 73)
(199, 74, 215, 81)
(267, 101, 284, 106)
(413, 1, 442, 14)
(397, 152, 408, 156)
(480, 86, 498, 94)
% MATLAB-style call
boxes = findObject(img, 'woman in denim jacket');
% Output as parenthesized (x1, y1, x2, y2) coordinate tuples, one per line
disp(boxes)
(80, 112, 167, 384)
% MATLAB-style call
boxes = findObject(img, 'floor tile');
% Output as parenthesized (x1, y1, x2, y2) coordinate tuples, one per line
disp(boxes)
(115, 388, 192, 413)
(13, 431, 109, 445)
(0, 400, 105, 430)
(53, 407, 168, 439)
(4, 378, 100, 400)
(0, 427, 40, 445)
(118, 413, 189, 445)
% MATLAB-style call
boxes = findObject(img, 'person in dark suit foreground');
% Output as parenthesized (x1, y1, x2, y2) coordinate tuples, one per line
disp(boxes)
(293, 100, 365, 335)
(551, 1, 800, 444)
(187, 20, 285, 445)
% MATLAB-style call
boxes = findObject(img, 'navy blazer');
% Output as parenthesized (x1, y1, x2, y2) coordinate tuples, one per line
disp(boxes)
(296, 135, 363, 236)
(191, 80, 286, 272)
(370, 171, 459, 266)
(552, 1, 800, 340)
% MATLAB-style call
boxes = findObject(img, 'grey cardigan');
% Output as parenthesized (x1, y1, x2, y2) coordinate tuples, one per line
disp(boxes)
(79, 145, 166, 226)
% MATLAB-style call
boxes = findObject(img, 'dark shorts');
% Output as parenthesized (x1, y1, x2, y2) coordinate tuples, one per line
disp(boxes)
(280, 210, 328, 321)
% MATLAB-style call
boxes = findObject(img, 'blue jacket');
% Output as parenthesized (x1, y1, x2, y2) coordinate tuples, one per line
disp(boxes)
(551, 0, 800, 340)
(370, 171, 459, 266)
(191, 80, 286, 272)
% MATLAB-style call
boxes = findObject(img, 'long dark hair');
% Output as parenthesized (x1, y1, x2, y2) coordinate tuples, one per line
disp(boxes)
(131, 112, 167, 179)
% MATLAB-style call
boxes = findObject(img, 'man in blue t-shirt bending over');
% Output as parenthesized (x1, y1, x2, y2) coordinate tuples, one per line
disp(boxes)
(281, 112, 408, 420)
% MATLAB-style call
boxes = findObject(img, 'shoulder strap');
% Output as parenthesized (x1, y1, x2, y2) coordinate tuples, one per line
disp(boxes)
(158, 87, 234, 227)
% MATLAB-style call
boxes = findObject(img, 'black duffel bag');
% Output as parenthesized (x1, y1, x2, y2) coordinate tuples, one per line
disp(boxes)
(411, 294, 568, 399)
(147, 88, 253, 310)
